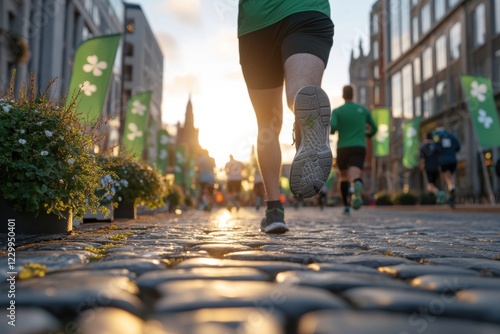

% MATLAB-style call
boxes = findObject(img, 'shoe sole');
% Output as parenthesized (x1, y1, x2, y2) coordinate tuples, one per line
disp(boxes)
(290, 86, 332, 199)
(351, 181, 363, 210)
(261, 222, 289, 234)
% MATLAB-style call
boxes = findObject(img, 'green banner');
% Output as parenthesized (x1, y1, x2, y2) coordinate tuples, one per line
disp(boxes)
(156, 129, 169, 174)
(403, 117, 422, 168)
(461, 75, 500, 147)
(123, 91, 152, 160)
(174, 146, 186, 186)
(66, 34, 121, 123)
(372, 108, 390, 157)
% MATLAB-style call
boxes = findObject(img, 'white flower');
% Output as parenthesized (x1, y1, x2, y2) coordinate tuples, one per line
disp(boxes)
(37, 121, 43, 125)
(118, 197, 122, 202)
(3, 105, 10, 113)
(79, 81, 97, 97)
(33, 109, 39, 113)
(45, 130, 53, 137)
(20, 129, 25, 134)
(120, 179, 129, 187)
(40, 151, 49, 156)
(68, 158, 74, 165)
(470, 81, 487, 102)
(19, 139, 27, 145)
(59, 136, 64, 140)
(82, 55, 108, 77)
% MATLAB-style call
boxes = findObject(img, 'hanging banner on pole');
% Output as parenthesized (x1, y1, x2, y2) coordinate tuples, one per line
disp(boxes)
(461, 75, 500, 147)
(156, 129, 169, 174)
(372, 108, 390, 157)
(65, 34, 121, 123)
(403, 117, 422, 168)
(122, 91, 151, 160)
(174, 146, 186, 186)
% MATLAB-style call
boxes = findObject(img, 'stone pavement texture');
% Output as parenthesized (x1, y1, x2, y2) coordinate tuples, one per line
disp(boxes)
(1, 206, 500, 334)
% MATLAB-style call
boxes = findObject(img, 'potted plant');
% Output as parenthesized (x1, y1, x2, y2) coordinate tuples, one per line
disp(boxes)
(0, 76, 109, 233)
(105, 152, 167, 219)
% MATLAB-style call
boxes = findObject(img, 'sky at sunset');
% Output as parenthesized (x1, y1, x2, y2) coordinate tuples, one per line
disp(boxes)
(132, 0, 376, 167)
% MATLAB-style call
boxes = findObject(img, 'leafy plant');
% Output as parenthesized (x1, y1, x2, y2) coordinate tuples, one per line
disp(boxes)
(102, 152, 167, 209)
(419, 192, 437, 205)
(374, 192, 393, 206)
(392, 192, 418, 205)
(0, 74, 109, 218)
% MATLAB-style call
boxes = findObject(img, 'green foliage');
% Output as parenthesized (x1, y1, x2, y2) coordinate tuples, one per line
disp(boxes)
(0, 74, 108, 218)
(103, 152, 167, 209)
(392, 192, 418, 205)
(419, 192, 437, 205)
(166, 183, 184, 210)
(374, 192, 393, 206)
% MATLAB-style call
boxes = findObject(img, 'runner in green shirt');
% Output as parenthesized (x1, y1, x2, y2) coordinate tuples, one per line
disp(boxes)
(238, 0, 334, 233)
(331, 85, 378, 214)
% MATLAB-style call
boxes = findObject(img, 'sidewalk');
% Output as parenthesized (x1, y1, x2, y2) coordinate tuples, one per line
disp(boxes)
(366, 203, 500, 214)
(1, 207, 500, 334)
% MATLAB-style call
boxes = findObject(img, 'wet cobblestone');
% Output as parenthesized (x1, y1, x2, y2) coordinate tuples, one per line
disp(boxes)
(1, 206, 500, 334)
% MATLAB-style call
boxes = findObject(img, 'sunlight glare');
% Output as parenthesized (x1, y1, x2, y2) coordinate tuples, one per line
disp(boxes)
(214, 210, 234, 229)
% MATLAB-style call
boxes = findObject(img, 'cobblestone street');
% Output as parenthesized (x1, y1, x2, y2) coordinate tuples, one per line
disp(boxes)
(2, 206, 500, 334)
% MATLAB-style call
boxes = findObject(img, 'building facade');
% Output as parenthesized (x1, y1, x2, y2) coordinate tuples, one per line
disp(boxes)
(359, 0, 500, 201)
(0, 0, 124, 149)
(122, 3, 164, 164)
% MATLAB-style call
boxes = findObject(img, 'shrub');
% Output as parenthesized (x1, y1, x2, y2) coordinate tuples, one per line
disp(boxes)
(419, 192, 437, 205)
(392, 192, 418, 205)
(374, 192, 393, 206)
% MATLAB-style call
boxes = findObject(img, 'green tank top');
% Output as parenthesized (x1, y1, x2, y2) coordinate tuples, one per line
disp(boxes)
(330, 102, 378, 149)
(238, 0, 331, 37)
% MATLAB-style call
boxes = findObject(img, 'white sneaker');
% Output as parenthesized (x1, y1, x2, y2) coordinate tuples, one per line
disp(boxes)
(290, 86, 332, 198)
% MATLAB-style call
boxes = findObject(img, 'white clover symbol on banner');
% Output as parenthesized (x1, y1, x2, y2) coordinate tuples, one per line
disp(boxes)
(176, 152, 184, 163)
(127, 123, 143, 141)
(375, 124, 389, 143)
(79, 81, 97, 96)
(478, 109, 493, 129)
(160, 134, 169, 145)
(83, 55, 108, 77)
(470, 81, 487, 102)
(131, 100, 146, 116)
(406, 127, 417, 147)
(159, 149, 168, 160)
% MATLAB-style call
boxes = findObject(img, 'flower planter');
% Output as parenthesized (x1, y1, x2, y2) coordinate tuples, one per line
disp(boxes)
(83, 205, 114, 222)
(0, 197, 72, 234)
(113, 202, 137, 219)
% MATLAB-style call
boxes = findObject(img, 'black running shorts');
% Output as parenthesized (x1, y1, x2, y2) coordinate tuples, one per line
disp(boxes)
(426, 170, 439, 184)
(336, 147, 366, 170)
(239, 11, 334, 89)
(439, 163, 457, 174)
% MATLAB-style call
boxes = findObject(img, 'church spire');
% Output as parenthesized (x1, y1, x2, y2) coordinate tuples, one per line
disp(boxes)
(185, 94, 194, 128)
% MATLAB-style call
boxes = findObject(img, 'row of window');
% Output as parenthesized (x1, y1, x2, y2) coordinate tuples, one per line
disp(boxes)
(388, 0, 500, 62)
(389, 46, 500, 119)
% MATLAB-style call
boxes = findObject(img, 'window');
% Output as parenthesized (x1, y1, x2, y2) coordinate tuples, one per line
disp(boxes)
(124, 65, 133, 81)
(372, 13, 379, 34)
(422, 47, 433, 81)
(421, 3, 431, 34)
(125, 42, 134, 56)
(374, 85, 380, 105)
(412, 0, 418, 6)
(391, 72, 402, 118)
(414, 56, 421, 84)
(126, 18, 135, 33)
(374, 65, 380, 79)
(423, 88, 434, 118)
(360, 68, 366, 79)
(402, 64, 413, 119)
(401, 1, 411, 53)
(434, 0, 446, 21)
(436, 81, 447, 112)
(390, 0, 401, 60)
(412, 16, 419, 44)
(449, 21, 461, 60)
(359, 87, 367, 105)
(435, 35, 447, 72)
(494, 49, 500, 92)
(373, 40, 379, 60)
(495, 0, 500, 34)
(473, 3, 486, 47)
(449, 0, 459, 8)
(414, 95, 421, 117)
